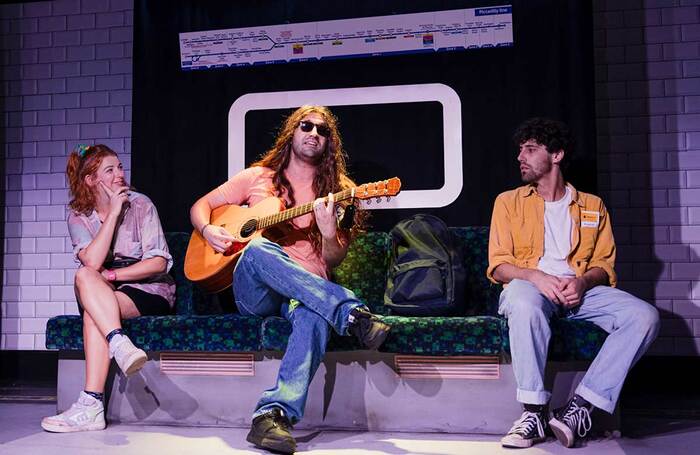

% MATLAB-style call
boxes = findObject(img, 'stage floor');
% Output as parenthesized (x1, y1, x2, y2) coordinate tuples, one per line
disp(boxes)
(1, 402, 699, 454)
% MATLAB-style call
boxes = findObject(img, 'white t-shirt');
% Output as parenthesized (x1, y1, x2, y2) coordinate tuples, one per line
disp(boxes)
(537, 186, 576, 277)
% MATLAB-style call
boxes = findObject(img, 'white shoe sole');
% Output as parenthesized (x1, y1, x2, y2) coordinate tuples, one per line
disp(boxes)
(121, 349, 148, 376)
(41, 419, 106, 433)
(500, 434, 545, 448)
(549, 417, 575, 448)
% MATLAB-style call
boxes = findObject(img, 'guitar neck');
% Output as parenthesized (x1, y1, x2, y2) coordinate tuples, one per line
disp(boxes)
(257, 188, 355, 230)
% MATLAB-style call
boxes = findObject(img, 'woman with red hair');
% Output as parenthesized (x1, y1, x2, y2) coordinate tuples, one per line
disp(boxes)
(41, 144, 175, 433)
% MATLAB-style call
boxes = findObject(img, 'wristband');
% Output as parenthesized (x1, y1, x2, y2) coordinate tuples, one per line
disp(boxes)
(105, 269, 117, 282)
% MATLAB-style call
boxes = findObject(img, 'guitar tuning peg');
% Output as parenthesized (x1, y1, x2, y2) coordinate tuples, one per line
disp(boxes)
(366, 199, 371, 205)
(386, 196, 391, 202)
(376, 197, 382, 203)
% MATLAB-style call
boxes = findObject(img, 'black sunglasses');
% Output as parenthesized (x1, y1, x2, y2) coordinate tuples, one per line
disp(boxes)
(299, 120, 331, 138)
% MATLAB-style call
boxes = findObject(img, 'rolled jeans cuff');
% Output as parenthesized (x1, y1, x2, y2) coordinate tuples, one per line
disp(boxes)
(576, 383, 615, 414)
(516, 388, 551, 406)
(253, 403, 294, 421)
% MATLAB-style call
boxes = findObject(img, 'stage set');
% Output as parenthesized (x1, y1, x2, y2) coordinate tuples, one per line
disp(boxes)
(2, 0, 700, 454)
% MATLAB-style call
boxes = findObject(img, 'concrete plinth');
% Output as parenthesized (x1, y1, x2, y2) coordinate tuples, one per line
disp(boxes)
(56, 351, 619, 434)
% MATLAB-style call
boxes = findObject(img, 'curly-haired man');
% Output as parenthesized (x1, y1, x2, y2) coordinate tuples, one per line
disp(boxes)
(488, 118, 659, 448)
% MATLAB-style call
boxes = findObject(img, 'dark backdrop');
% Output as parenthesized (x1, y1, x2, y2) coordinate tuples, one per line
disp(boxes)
(132, 0, 595, 232)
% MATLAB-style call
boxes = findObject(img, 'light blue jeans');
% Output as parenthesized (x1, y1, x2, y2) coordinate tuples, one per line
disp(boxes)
(233, 237, 362, 424)
(498, 279, 660, 413)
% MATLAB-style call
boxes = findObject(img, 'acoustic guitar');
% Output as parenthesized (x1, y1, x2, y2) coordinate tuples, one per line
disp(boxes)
(184, 177, 401, 293)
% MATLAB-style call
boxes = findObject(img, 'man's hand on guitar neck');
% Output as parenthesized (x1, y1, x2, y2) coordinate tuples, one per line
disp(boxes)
(202, 224, 236, 254)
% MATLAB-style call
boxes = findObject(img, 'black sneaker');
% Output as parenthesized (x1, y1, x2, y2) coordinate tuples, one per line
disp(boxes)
(348, 307, 391, 350)
(549, 397, 593, 448)
(246, 407, 296, 454)
(501, 410, 548, 448)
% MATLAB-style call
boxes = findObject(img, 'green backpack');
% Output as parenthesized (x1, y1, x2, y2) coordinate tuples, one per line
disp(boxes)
(384, 214, 466, 316)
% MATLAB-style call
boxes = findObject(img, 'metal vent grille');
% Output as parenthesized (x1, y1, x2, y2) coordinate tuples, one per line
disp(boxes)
(394, 355, 500, 380)
(160, 352, 255, 376)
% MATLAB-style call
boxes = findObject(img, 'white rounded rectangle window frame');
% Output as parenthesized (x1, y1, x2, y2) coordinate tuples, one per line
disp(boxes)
(228, 83, 463, 209)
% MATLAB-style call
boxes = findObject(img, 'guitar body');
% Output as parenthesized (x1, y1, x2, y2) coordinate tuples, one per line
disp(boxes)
(184, 177, 401, 294)
(184, 197, 285, 293)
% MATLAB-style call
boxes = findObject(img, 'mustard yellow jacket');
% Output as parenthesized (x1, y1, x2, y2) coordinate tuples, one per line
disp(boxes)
(487, 183, 617, 287)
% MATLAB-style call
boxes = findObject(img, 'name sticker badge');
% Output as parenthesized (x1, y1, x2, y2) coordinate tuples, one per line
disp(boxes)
(581, 210, 600, 228)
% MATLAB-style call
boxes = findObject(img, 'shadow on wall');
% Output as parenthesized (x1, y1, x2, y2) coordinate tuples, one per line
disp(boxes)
(596, 6, 700, 419)
(0, 84, 6, 345)
(644, 18, 698, 358)
(595, 10, 697, 359)
(665, 106, 700, 357)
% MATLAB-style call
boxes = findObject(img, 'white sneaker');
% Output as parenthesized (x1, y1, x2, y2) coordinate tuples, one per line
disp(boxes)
(110, 334, 147, 376)
(41, 391, 106, 433)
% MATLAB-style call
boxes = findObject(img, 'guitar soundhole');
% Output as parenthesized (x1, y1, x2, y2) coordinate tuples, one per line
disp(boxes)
(240, 219, 257, 238)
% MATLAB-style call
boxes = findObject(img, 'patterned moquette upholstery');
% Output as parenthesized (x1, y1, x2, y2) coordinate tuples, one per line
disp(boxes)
(260, 315, 503, 356)
(45, 314, 263, 352)
(333, 232, 391, 315)
(46, 230, 609, 360)
(378, 315, 503, 356)
(450, 227, 501, 316)
(165, 232, 210, 315)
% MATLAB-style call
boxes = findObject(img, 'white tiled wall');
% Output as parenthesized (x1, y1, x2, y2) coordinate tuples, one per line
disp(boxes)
(1, 0, 133, 349)
(594, 0, 700, 355)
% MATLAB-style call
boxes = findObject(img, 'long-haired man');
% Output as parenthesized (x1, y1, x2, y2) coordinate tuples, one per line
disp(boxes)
(190, 105, 390, 454)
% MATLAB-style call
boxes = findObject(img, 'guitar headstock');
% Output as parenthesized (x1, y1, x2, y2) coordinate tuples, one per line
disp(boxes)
(355, 177, 402, 200)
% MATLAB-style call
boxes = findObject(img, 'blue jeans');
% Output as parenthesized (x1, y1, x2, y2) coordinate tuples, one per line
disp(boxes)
(498, 279, 660, 413)
(233, 237, 363, 423)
